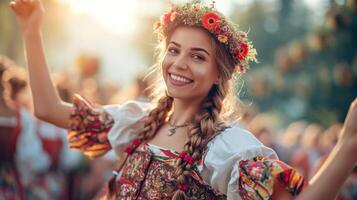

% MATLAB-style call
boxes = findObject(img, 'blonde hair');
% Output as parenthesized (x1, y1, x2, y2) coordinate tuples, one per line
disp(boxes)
(107, 26, 242, 199)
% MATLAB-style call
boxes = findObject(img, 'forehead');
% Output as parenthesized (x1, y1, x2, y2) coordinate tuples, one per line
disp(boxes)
(168, 26, 214, 52)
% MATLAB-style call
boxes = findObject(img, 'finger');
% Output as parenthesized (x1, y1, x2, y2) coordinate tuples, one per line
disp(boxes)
(12, 0, 27, 16)
(9, 1, 20, 14)
(9, 1, 16, 11)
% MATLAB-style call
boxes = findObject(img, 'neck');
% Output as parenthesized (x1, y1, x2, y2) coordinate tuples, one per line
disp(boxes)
(169, 98, 202, 125)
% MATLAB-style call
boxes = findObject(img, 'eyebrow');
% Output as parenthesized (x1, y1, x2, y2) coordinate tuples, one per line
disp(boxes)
(170, 41, 210, 56)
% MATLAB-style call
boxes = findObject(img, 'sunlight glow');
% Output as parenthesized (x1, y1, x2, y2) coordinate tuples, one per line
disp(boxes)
(68, 0, 138, 35)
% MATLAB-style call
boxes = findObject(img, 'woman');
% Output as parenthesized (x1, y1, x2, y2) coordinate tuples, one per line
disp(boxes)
(10, 0, 357, 199)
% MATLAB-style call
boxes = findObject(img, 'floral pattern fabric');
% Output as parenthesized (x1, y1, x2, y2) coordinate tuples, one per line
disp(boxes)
(238, 156, 307, 200)
(68, 94, 113, 158)
(69, 95, 307, 199)
(113, 143, 226, 199)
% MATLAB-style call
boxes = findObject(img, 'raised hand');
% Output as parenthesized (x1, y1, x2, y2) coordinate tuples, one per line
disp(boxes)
(9, 0, 44, 34)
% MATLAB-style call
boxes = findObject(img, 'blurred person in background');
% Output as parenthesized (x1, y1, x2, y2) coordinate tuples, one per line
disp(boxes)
(313, 123, 357, 200)
(1, 55, 82, 199)
(109, 73, 152, 104)
(275, 121, 307, 164)
(247, 113, 277, 150)
(290, 123, 323, 178)
(0, 55, 50, 200)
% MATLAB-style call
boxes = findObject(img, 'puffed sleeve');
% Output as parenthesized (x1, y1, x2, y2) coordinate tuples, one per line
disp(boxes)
(68, 94, 152, 159)
(201, 126, 307, 200)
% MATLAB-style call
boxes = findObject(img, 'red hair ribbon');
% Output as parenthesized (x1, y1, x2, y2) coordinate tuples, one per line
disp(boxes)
(178, 184, 189, 191)
(132, 138, 141, 147)
(124, 146, 133, 154)
(179, 151, 194, 165)
(125, 138, 142, 155)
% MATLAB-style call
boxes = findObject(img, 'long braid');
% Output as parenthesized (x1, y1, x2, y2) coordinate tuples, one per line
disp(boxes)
(172, 83, 227, 200)
(107, 94, 173, 198)
(138, 95, 173, 140)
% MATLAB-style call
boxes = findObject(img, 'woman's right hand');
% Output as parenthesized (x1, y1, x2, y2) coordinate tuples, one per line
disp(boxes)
(9, 0, 44, 34)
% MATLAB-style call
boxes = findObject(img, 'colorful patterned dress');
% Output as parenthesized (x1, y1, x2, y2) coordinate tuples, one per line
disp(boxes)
(68, 94, 307, 199)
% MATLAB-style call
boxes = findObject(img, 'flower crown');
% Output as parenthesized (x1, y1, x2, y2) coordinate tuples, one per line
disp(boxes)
(154, 2, 257, 73)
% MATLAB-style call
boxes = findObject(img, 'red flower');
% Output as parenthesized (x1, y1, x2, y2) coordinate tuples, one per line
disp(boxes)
(179, 151, 187, 159)
(170, 11, 178, 22)
(178, 184, 189, 191)
(236, 43, 249, 61)
(125, 146, 133, 154)
(161, 11, 172, 27)
(132, 138, 141, 147)
(202, 12, 220, 30)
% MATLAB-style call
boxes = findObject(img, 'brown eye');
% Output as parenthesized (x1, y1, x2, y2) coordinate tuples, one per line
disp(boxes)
(192, 54, 205, 61)
(168, 47, 179, 55)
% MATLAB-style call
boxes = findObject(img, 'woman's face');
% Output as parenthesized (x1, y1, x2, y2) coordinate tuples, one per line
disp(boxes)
(162, 26, 220, 102)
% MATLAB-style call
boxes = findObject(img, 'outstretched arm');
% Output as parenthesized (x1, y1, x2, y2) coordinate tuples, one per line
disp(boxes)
(273, 98, 357, 200)
(294, 98, 357, 200)
(10, 0, 71, 128)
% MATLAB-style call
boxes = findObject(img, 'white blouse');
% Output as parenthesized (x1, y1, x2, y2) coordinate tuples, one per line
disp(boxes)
(101, 100, 278, 198)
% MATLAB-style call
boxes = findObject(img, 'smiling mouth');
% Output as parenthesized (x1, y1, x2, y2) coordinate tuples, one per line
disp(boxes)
(168, 73, 193, 86)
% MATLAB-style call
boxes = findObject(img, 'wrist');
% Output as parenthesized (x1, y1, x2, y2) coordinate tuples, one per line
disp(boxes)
(22, 29, 42, 38)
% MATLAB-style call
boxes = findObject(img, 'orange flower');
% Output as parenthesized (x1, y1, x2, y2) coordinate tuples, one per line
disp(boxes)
(236, 43, 249, 61)
(218, 35, 228, 43)
(202, 12, 220, 30)
(170, 11, 178, 22)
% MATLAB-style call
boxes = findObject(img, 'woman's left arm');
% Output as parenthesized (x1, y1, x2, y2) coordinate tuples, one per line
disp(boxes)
(272, 98, 357, 200)
(292, 98, 357, 200)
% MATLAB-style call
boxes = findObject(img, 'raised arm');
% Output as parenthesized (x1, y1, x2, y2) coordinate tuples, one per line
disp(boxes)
(294, 98, 357, 200)
(10, 0, 71, 128)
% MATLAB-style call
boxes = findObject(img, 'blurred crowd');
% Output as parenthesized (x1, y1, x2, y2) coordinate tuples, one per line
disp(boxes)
(0, 53, 356, 200)
(0, 53, 151, 200)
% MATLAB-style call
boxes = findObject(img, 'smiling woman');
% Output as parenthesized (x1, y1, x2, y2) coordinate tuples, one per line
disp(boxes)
(9, 0, 357, 199)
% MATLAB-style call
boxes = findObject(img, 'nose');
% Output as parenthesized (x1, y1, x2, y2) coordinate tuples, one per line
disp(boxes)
(172, 54, 188, 70)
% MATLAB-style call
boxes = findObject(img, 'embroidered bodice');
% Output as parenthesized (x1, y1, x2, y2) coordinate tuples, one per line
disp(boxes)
(68, 94, 307, 200)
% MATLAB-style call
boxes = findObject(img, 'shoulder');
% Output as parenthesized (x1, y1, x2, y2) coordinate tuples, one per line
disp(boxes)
(201, 125, 278, 195)
(206, 125, 275, 157)
(204, 125, 278, 172)
(103, 100, 153, 120)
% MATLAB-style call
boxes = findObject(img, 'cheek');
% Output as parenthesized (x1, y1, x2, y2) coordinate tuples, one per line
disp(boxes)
(162, 55, 171, 72)
(195, 65, 217, 82)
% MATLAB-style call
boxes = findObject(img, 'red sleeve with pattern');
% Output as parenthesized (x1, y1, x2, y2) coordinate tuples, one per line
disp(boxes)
(68, 94, 114, 159)
(238, 156, 307, 200)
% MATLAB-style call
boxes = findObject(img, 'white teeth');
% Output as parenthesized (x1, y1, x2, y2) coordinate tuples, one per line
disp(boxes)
(170, 74, 192, 83)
